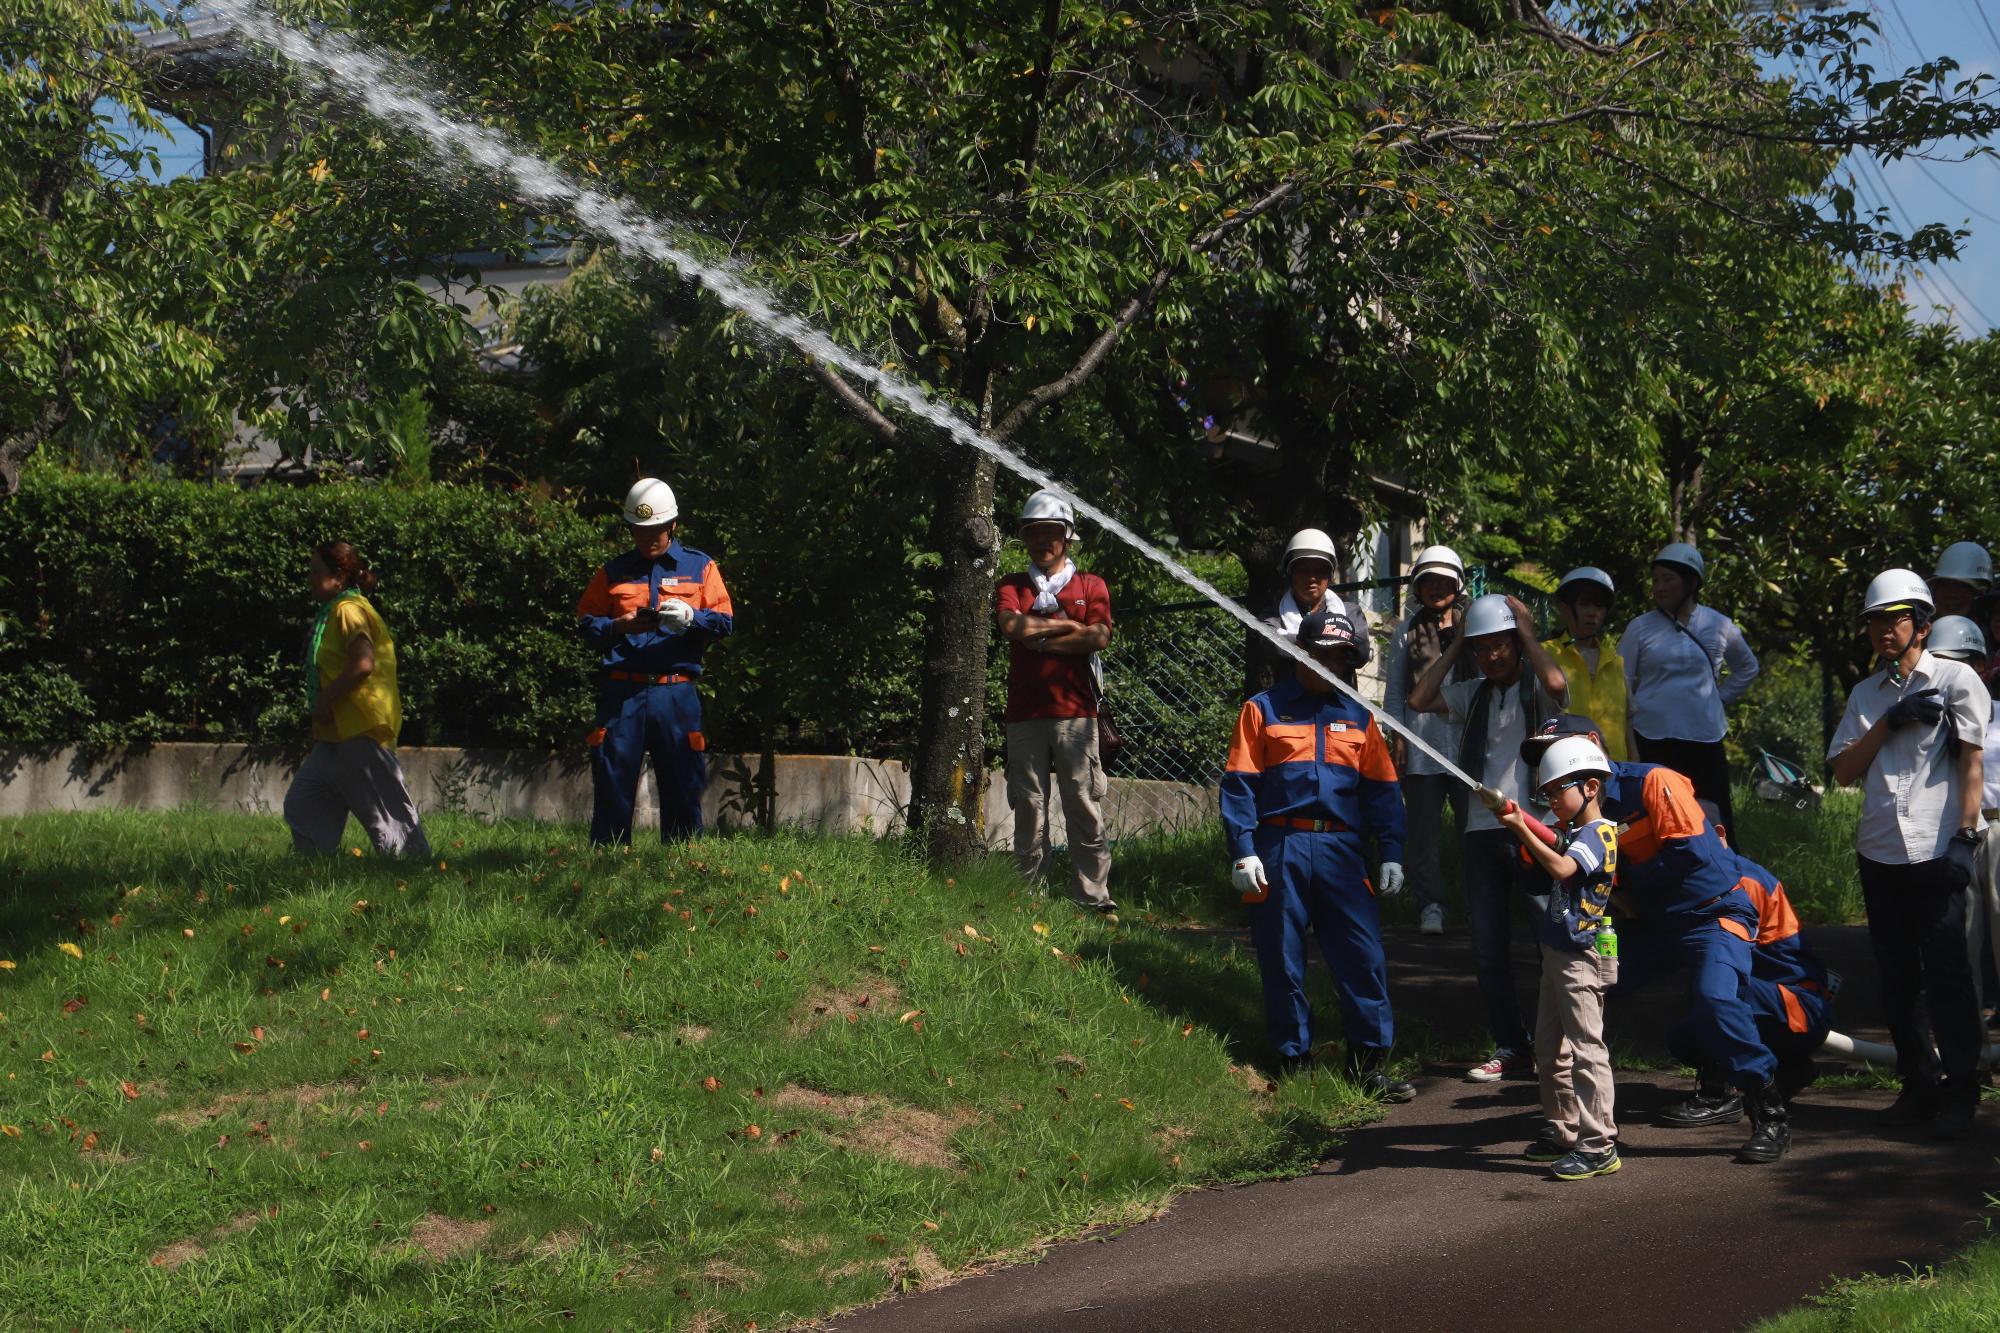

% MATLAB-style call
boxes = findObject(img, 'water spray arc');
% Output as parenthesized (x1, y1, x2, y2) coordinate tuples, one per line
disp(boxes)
(202, 0, 1485, 792)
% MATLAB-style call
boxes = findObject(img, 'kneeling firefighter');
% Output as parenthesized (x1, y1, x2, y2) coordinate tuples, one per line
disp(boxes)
(576, 478, 735, 843)
(1221, 610, 1413, 1099)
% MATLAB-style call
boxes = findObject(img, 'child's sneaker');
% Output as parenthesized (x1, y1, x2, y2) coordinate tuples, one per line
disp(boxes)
(1419, 904, 1445, 935)
(1523, 1125, 1572, 1163)
(1466, 1049, 1534, 1083)
(1550, 1147, 1622, 1180)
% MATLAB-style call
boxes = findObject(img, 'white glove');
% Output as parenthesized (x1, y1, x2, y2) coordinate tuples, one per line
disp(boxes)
(1377, 862, 1406, 897)
(1231, 856, 1268, 894)
(656, 598, 695, 631)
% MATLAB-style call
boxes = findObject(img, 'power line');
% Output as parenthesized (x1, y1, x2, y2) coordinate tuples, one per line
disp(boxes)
(1967, 0, 2000, 54)
(1904, 157, 2000, 225)
(1850, 150, 1997, 326)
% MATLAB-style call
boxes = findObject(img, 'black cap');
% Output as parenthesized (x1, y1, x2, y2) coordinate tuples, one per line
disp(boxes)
(1518, 713, 1604, 767)
(1298, 609, 1361, 653)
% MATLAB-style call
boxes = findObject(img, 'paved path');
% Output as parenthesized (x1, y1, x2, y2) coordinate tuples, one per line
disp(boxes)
(833, 924, 2000, 1332)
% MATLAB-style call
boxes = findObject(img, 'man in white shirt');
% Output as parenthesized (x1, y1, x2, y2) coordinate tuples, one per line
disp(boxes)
(1829, 569, 1988, 1140)
(1623, 542, 1760, 848)
(1410, 592, 1569, 1082)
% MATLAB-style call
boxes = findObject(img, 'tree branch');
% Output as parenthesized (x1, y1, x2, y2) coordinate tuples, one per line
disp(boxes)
(990, 173, 1304, 441)
(805, 357, 899, 444)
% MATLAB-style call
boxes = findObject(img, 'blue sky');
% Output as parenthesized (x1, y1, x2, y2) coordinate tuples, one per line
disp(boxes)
(119, 3, 2000, 335)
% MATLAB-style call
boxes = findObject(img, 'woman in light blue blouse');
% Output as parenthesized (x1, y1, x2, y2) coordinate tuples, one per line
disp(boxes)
(1622, 542, 1760, 847)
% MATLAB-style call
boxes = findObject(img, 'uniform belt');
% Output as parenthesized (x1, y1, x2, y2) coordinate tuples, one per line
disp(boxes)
(1260, 815, 1353, 834)
(606, 670, 694, 685)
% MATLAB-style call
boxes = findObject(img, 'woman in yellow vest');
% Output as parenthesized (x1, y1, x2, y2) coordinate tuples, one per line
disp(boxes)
(1542, 567, 1634, 762)
(281, 541, 432, 858)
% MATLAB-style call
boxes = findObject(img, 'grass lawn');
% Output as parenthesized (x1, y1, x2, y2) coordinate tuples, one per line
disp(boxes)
(0, 809, 1381, 1330)
(1752, 1220, 2000, 1333)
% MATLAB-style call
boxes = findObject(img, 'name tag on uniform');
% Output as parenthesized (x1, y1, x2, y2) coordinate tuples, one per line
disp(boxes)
(1327, 721, 1351, 733)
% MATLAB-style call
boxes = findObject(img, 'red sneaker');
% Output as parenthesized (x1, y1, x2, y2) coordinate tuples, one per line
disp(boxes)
(1466, 1050, 1534, 1083)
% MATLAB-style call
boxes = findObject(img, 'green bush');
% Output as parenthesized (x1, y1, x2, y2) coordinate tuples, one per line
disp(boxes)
(0, 472, 610, 749)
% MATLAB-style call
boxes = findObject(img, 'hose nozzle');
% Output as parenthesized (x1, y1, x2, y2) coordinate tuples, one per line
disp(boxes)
(1476, 784, 1510, 814)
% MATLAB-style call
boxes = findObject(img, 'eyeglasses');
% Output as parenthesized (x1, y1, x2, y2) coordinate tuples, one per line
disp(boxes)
(1547, 778, 1587, 796)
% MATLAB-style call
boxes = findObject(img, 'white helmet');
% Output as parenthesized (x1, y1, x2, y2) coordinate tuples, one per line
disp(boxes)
(622, 478, 678, 527)
(1860, 568, 1934, 620)
(1019, 489, 1075, 535)
(1462, 592, 1518, 640)
(1928, 615, 1988, 661)
(1556, 567, 1616, 601)
(1652, 542, 1706, 585)
(1283, 527, 1338, 571)
(1933, 541, 1993, 590)
(1537, 735, 1612, 788)
(1409, 544, 1466, 591)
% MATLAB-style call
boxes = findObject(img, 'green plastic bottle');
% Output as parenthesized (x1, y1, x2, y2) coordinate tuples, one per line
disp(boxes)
(1594, 921, 1619, 959)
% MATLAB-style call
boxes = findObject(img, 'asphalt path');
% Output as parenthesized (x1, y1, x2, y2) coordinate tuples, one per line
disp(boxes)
(831, 925, 2000, 1333)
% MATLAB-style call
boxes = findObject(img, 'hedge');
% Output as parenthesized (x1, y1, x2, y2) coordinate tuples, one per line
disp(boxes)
(0, 473, 612, 750)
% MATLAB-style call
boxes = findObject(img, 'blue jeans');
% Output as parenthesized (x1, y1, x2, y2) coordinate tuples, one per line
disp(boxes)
(1460, 828, 1541, 1056)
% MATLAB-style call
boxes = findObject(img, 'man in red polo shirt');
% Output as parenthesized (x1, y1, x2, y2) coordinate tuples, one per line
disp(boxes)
(995, 490, 1116, 914)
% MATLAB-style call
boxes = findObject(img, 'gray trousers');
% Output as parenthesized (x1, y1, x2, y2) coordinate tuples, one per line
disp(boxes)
(1971, 821, 2000, 1022)
(283, 737, 433, 860)
(1005, 718, 1113, 907)
(1402, 772, 1466, 912)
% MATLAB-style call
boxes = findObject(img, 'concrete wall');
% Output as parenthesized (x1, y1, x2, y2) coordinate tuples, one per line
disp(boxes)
(0, 745, 1213, 847)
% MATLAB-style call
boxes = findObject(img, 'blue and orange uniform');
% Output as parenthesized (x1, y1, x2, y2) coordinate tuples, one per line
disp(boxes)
(1597, 760, 1777, 1091)
(576, 542, 734, 843)
(1221, 678, 1405, 1059)
(1666, 864, 1833, 1072)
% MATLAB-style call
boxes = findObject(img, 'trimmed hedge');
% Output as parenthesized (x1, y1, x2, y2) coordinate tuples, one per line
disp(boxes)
(0, 473, 613, 749)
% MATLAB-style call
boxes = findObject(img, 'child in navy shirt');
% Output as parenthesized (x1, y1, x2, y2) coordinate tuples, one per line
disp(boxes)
(1498, 735, 1622, 1179)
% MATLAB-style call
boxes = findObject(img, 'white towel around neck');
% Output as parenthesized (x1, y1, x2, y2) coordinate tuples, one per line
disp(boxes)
(1029, 560, 1077, 613)
(1276, 587, 1346, 636)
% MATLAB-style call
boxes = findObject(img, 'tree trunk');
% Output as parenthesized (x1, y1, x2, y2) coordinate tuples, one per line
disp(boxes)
(905, 443, 999, 861)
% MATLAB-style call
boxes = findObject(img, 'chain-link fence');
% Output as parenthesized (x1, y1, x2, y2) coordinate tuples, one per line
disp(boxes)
(1096, 567, 1556, 841)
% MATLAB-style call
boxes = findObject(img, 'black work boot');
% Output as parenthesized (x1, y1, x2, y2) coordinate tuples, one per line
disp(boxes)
(1737, 1084, 1791, 1165)
(1347, 1046, 1416, 1104)
(1879, 1081, 1941, 1129)
(1930, 1082, 1979, 1141)
(1659, 1070, 1745, 1128)
(1774, 1057, 1819, 1105)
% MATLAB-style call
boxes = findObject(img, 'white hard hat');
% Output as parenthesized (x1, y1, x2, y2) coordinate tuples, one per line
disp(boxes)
(1019, 489, 1075, 535)
(1933, 541, 1993, 590)
(1410, 544, 1466, 591)
(1652, 542, 1706, 584)
(1557, 567, 1616, 601)
(1283, 528, 1338, 570)
(1537, 735, 1612, 788)
(1928, 615, 1988, 661)
(1860, 568, 1933, 620)
(1462, 592, 1518, 640)
(623, 478, 678, 527)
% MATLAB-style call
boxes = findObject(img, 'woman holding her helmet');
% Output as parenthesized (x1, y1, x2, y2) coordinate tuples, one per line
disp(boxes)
(1381, 544, 1474, 935)
(1829, 569, 1989, 1138)
(1409, 591, 1569, 1081)
(1622, 542, 1760, 847)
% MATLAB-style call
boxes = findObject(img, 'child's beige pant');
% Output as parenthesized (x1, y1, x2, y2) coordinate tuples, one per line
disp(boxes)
(1536, 943, 1620, 1155)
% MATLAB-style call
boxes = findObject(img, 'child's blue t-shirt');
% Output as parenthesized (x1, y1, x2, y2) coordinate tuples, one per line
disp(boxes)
(1535, 816, 1619, 953)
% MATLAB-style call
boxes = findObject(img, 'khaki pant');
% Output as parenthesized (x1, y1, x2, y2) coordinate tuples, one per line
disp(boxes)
(1005, 718, 1112, 907)
(1535, 942, 1620, 1155)
(283, 737, 433, 860)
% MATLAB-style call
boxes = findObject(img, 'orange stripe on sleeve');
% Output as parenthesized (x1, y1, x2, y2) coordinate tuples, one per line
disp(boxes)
(1357, 717, 1399, 781)
(1225, 702, 1266, 776)
(700, 561, 734, 617)
(1642, 767, 1708, 840)
(577, 569, 615, 618)
(1778, 984, 1809, 1034)
(1755, 880, 1803, 946)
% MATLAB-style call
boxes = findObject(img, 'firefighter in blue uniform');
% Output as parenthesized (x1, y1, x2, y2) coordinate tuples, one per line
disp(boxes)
(1520, 714, 1794, 1162)
(1222, 610, 1412, 1099)
(577, 478, 735, 844)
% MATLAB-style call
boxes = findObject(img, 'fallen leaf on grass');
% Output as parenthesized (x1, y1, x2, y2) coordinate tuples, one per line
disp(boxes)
(182, 929, 195, 939)
(1, 1125, 19, 1137)
(58, 943, 83, 960)
(80, 1131, 98, 1152)
(1181, 1023, 1195, 1038)
(744, 1124, 762, 1139)
(1031, 922, 1049, 936)
(898, 1010, 924, 1024)
(39, 1050, 54, 1063)
(232, 1043, 256, 1054)
(1119, 1099, 1135, 1111)
(961, 925, 978, 938)
(702, 1076, 723, 1092)
(0, 960, 14, 970)
(62, 997, 87, 1014)
(357, 1140, 372, 1151)
(121, 1081, 140, 1101)
(251, 1026, 265, 1041)
(650, 1146, 665, 1163)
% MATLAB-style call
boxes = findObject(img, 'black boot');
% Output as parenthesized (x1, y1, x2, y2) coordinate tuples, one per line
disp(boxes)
(1659, 1070, 1745, 1128)
(1930, 1081, 1979, 1141)
(1774, 1057, 1819, 1105)
(1737, 1084, 1790, 1164)
(1879, 1081, 1941, 1129)
(1347, 1046, 1416, 1104)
